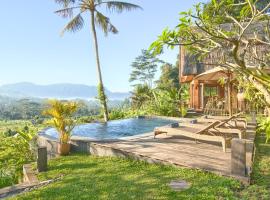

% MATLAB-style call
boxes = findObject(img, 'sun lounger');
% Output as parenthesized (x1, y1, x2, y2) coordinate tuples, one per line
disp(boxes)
(199, 113, 247, 129)
(154, 121, 232, 152)
(197, 113, 246, 138)
(182, 122, 245, 139)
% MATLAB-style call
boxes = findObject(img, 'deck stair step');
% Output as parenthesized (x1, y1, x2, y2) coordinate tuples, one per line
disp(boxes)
(186, 109, 202, 117)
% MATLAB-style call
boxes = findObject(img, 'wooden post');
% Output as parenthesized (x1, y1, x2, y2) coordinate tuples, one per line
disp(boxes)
(191, 82, 194, 109)
(231, 139, 246, 177)
(227, 73, 232, 116)
(37, 146, 47, 172)
(251, 111, 256, 124)
(201, 83, 204, 109)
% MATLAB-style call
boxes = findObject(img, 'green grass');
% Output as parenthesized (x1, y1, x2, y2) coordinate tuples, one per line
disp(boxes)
(6, 125, 270, 200)
(239, 133, 270, 199)
(9, 155, 241, 200)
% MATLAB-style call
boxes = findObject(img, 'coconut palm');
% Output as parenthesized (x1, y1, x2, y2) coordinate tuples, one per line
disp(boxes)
(54, 0, 142, 122)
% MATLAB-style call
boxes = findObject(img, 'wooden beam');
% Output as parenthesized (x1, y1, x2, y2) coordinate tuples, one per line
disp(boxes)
(227, 73, 232, 116)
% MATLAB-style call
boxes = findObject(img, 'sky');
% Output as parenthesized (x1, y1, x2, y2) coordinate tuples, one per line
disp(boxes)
(0, 0, 203, 92)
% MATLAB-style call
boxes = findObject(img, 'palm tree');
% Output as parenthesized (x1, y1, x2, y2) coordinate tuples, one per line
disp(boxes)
(131, 84, 153, 109)
(54, 0, 142, 122)
(43, 100, 79, 144)
(43, 99, 79, 155)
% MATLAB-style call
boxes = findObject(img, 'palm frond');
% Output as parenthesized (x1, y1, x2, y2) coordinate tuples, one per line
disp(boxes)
(95, 11, 118, 35)
(55, 0, 76, 7)
(96, 1, 142, 13)
(61, 13, 84, 36)
(55, 7, 79, 18)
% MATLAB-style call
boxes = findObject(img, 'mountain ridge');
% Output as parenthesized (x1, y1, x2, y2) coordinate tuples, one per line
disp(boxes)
(0, 82, 130, 100)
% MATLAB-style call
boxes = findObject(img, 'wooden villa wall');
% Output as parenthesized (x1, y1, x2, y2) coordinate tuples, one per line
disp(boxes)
(179, 21, 270, 84)
(178, 22, 269, 112)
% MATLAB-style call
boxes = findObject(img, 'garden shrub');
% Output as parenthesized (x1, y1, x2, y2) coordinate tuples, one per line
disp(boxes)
(0, 129, 36, 188)
(258, 117, 270, 143)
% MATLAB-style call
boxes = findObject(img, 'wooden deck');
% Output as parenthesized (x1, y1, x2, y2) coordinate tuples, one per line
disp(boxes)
(92, 122, 256, 182)
(94, 133, 232, 176)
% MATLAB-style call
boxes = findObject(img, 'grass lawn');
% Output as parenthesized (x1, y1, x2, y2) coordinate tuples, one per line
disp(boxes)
(239, 134, 270, 199)
(9, 155, 241, 200)
(7, 134, 270, 200)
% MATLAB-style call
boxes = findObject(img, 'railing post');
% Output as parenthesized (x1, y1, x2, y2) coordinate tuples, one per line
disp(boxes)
(37, 146, 47, 172)
(231, 138, 246, 177)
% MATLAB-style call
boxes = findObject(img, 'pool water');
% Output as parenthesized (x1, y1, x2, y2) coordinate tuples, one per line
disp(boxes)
(44, 117, 178, 140)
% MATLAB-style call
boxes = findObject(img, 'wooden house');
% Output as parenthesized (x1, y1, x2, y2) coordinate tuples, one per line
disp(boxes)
(179, 22, 270, 115)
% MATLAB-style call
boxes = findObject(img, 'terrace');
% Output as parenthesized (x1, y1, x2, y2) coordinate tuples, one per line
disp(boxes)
(1, 1, 270, 199)
(37, 115, 257, 184)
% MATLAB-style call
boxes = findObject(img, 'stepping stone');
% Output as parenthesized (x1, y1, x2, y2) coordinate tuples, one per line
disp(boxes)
(169, 180, 190, 191)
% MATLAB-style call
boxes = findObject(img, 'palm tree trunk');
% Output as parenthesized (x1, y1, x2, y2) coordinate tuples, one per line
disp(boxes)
(90, 10, 109, 122)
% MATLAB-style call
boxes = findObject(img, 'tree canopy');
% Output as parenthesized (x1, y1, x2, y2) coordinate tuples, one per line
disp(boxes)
(156, 62, 180, 90)
(202, 0, 270, 23)
(129, 49, 163, 88)
(55, 0, 142, 36)
(150, 0, 270, 111)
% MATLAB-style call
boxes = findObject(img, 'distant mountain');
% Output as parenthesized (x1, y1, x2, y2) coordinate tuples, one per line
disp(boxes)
(0, 82, 130, 100)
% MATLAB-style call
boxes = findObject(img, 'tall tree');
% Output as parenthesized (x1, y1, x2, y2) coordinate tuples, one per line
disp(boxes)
(150, 0, 270, 113)
(129, 49, 163, 88)
(156, 62, 179, 90)
(54, 0, 142, 122)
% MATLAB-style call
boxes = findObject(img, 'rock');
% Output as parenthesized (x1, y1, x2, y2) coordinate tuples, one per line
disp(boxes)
(169, 180, 191, 191)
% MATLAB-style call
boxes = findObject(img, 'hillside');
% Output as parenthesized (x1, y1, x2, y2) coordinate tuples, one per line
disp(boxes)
(0, 82, 130, 100)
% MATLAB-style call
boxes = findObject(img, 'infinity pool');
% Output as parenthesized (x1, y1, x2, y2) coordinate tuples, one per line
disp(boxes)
(44, 117, 178, 140)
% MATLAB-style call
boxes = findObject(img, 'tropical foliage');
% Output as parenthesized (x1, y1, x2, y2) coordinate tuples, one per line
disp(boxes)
(156, 62, 180, 90)
(237, 77, 267, 112)
(129, 55, 189, 117)
(150, 0, 270, 114)
(151, 87, 189, 117)
(129, 49, 163, 88)
(43, 100, 79, 144)
(202, 0, 270, 23)
(54, 0, 141, 122)
(258, 117, 270, 143)
(130, 84, 153, 110)
(130, 85, 189, 117)
(0, 96, 130, 121)
(0, 98, 44, 120)
(0, 126, 37, 188)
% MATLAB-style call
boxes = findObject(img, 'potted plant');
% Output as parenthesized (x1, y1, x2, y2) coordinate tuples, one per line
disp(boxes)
(43, 100, 78, 156)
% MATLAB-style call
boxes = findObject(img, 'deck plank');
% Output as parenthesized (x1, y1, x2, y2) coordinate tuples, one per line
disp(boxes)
(96, 133, 232, 176)
(93, 121, 255, 183)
